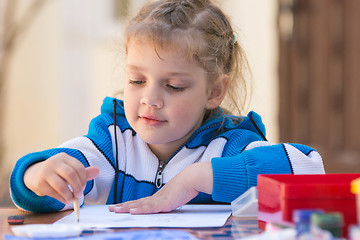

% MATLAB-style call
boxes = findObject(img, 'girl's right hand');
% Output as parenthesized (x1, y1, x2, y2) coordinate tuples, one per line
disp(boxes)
(23, 152, 99, 204)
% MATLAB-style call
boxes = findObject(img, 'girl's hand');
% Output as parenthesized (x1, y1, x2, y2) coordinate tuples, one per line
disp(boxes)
(23, 152, 99, 204)
(109, 162, 213, 214)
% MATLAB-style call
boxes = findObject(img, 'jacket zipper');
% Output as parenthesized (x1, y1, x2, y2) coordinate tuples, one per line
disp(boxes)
(154, 121, 222, 189)
(155, 161, 165, 188)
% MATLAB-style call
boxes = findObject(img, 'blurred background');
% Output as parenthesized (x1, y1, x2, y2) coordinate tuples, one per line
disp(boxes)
(0, 0, 359, 207)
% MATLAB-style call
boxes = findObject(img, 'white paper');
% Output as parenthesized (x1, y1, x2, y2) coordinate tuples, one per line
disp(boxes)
(11, 224, 82, 238)
(55, 204, 232, 228)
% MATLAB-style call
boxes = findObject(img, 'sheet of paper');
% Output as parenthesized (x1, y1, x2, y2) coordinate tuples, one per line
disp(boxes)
(55, 204, 232, 228)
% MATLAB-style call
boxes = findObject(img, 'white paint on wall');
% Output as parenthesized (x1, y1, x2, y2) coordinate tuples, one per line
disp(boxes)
(222, 0, 279, 142)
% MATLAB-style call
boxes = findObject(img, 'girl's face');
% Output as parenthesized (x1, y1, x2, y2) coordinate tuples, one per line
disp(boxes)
(124, 40, 212, 160)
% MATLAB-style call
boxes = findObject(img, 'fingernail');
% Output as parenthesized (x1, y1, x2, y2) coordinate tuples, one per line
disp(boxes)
(108, 205, 115, 211)
(114, 206, 123, 213)
(129, 208, 138, 214)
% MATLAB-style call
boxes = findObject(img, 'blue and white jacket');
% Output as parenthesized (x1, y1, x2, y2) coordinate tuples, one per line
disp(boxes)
(10, 97, 325, 213)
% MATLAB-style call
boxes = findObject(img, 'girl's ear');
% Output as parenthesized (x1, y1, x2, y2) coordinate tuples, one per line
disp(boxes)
(206, 75, 229, 110)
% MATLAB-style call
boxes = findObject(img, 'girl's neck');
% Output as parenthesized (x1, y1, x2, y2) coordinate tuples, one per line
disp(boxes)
(148, 143, 178, 163)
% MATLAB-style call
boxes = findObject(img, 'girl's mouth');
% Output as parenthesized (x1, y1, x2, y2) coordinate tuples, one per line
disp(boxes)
(140, 115, 166, 126)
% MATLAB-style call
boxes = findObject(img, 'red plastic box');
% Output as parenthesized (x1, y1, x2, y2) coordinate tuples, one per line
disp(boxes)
(257, 173, 360, 236)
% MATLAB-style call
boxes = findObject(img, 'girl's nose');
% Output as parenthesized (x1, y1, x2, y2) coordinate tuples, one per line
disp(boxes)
(140, 87, 164, 108)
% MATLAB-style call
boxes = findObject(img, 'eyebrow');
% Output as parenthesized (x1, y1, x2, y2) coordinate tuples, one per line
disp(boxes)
(126, 65, 143, 71)
(126, 64, 193, 78)
(167, 72, 193, 78)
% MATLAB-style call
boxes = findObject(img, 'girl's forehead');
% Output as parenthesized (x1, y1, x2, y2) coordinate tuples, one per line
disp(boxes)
(125, 38, 208, 80)
(126, 37, 195, 62)
(126, 29, 203, 55)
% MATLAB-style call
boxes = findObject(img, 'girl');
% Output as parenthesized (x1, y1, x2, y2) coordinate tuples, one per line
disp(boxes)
(10, 0, 325, 214)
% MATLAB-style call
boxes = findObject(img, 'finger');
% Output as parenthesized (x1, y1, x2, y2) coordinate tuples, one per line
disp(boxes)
(129, 205, 156, 215)
(55, 163, 85, 198)
(35, 180, 69, 204)
(129, 201, 169, 215)
(46, 190, 69, 204)
(51, 153, 87, 184)
(113, 199, 146, 213)
(108, 205, 115, 212)
(109, 202, 127, 212)
(108, 204, 121, 212)
(47, 153, 87, 197)
(45, 173, 74, 203)
(62, 156, 88, 186)
(48, 192, 68, 204)
(113, 203, 135, 213)
(86, 166, 99, 181)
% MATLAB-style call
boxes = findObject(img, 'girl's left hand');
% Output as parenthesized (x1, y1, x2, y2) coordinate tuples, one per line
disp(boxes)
(108, 162, 213, 214)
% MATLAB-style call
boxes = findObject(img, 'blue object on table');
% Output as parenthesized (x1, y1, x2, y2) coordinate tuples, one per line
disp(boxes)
(4, 229, 200, 240)
(293, 209, 324, 236)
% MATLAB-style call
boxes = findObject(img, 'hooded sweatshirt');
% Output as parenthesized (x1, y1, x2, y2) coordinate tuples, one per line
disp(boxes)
(10, 97, 325, 213)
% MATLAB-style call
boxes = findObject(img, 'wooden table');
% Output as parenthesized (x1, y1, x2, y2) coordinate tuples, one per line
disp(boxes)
(1, 208, 261, 239)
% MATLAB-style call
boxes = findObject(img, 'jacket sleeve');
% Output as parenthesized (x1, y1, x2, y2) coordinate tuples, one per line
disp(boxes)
(9, 113, 116, 213)
(211, 140, 325, 203)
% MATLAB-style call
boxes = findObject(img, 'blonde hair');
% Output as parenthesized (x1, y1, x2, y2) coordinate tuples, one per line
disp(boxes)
(124, 0, 251, 115)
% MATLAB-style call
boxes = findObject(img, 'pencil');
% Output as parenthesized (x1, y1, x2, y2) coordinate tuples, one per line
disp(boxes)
(73, 197, 80, 222)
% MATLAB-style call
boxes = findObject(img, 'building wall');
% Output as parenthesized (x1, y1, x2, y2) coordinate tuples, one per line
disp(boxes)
(223, 0, 279, 141)
(1, 0, 278, 203)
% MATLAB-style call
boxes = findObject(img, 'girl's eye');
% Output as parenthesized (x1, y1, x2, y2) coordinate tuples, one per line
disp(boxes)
(129, 79, 144, 85)
(166, 84, 186, 92)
